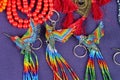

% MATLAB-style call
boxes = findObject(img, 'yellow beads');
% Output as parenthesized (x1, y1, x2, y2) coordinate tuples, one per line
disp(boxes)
(0, 0, 7, 12)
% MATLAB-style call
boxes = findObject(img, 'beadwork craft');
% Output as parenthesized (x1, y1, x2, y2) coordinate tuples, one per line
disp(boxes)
(0, 0, 7, 12)
(6, 0, 54, 28)
(3, 19, 42, 80)
(45, 23, 80, 80)
(74, 22, 112, 80)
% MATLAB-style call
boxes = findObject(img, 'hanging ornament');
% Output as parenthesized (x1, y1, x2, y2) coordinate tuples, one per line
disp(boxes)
(3, 19, 42, 80)
(73, 21, 112, 80)
(45, 10, 79, 80)
(0, 0, 7, 12)
(6, 0, 54, 29)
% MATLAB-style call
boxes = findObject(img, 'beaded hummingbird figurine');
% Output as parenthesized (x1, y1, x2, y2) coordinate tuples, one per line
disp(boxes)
(45, 23, 80, 80)
(3, 19, 42, 80)
(74, 22, 112, 80)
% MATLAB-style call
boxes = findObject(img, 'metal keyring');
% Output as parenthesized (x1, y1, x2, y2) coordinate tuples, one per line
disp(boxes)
(48, 10, 60, 23)
(113, 51, 120, 66)
(73, 44, 87, 58)
(31, 38, 42, 50)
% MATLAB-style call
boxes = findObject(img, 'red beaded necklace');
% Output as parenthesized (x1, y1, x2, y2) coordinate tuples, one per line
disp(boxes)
(6, 0, 53, 29)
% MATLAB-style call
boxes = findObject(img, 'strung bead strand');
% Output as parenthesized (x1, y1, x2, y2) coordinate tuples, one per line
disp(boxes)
(6, 0, 53, 29)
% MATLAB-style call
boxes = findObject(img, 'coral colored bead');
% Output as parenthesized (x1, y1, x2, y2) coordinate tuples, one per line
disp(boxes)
(34, 17, 38, 21)
(14, 16, 19, 20)
(27, 13, 32, 17)
(19, 19, 23, 23)
(38, 20, 43, 24)
(24, 20, 29, 24)
(18, 24, 23, 28)
(33, 12, 37, 17)
(9, 19, 14, 23)
(23, 24, 28, 28)
(13, 22, 18, 26)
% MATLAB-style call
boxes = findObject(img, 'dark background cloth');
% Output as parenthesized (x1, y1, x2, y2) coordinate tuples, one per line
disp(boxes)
(0, 0, 120, 80)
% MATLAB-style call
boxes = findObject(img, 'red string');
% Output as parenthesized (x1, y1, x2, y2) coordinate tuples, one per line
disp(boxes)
(92, 0, 103, 20)
(63, 16, 86, 35)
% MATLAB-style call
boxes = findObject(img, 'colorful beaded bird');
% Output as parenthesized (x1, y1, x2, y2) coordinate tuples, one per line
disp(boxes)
(75, 22, 112, 80)
(3, 19, 41, 80)
(45, 24, 79, 80)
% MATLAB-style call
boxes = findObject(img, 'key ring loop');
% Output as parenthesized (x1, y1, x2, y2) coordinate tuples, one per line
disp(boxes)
(73, 44, 87, 58)
(48, 10, 60, 27)
(31, 38, 42, 50)
(113, 51, 120, 66)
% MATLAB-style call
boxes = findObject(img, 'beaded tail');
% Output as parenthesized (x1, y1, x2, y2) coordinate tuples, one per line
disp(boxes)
(85, 49, 96, 80)
(96, 51, 112, 80)
(85, 49, 112, 80)
(46, 44, 79, 80)
(22, 50, 38, 80)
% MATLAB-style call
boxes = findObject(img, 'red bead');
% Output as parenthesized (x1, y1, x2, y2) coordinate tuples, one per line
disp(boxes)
(7, 15, 12, 19)
(38, 20, 43, 24)
(18, 24, 23, 28)
(19, 19, 23, 23)
(9, 19, 14, 23)
(24, 20, 29, 24)
(35, 9, 40, 13)
(7, 11, 12, 15)
(33, 12, 37, 17)
(7, 7, 11, 11)
(34, 17, 38, 21)
(13, 12, 17, 16)
(14, 16, 19, 20)
(23, 24, 28, 28)
(12, 8, 16, 12)
(27, 13, 32, 17)
(38, 14, 43, 18)
(13, 22, 18, 26)
(42, 11, 46, 15)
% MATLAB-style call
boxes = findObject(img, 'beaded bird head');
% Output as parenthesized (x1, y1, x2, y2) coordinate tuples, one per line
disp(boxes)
(3, 19, 42, 51)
